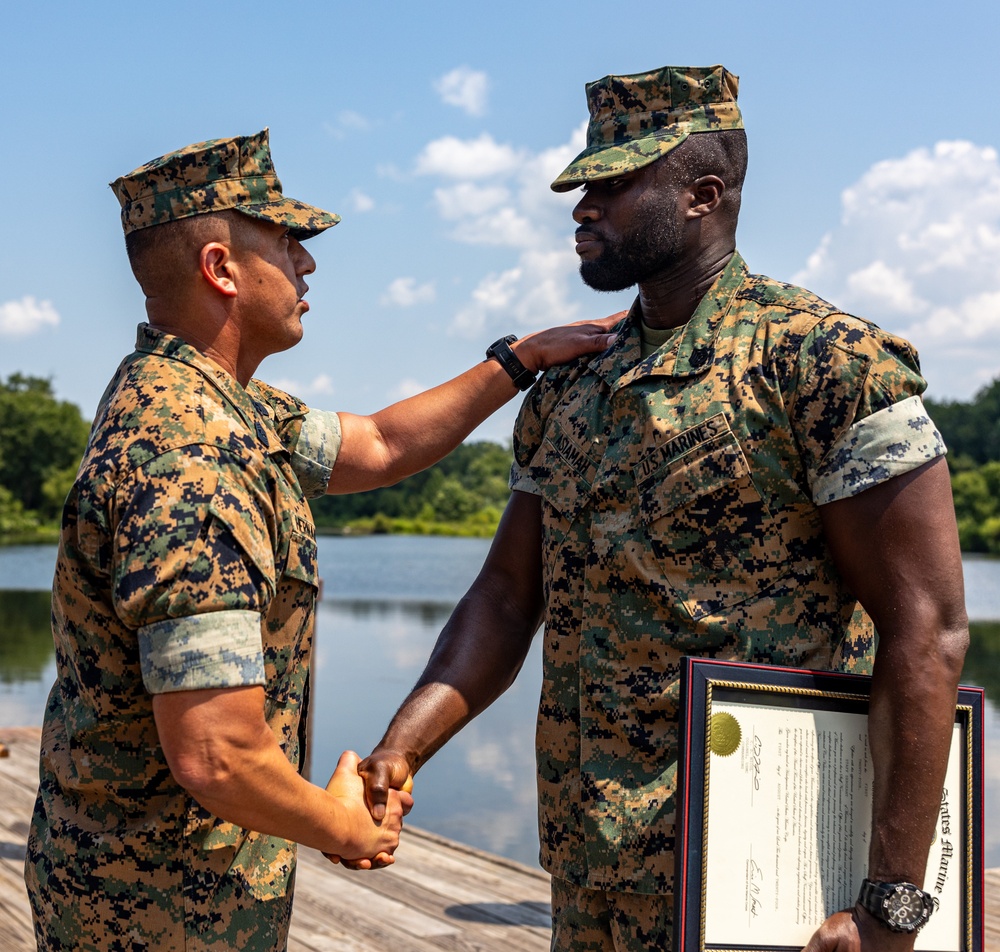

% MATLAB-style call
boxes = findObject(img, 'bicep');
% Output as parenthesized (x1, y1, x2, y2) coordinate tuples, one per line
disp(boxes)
(325, 412, 389, 494)
(472, 490, 545, 631)
(819, 457, 966, 638)
(153, 685, 270, 786)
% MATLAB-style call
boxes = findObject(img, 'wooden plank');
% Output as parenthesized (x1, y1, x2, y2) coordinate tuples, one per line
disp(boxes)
(0, 728, 550, 952)
(986, 867, 1000, 951)
(3, 725, 994, 952)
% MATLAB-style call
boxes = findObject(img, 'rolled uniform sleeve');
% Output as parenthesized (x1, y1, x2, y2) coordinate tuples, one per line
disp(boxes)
(250, 380, 342, 498)
(112, 446, 276, 695)
(289, 408, 342, 497)
(785, 315, 946, 504)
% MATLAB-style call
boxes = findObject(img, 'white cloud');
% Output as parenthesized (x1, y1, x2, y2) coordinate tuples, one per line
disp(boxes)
(411, 121, 591, 340)
(387, 378, 425, 402)
(452, 267, 524, 336)
(845, 261, 926, 314)
(433, 183, 509, 220)
(433, 66, 489, 116)
(0, 295, 60, 336)
(268, 374, 336, 398)
(347, 188, 374, 213)
(450, 245, 581, 337)
(792, 140, 1000, 399)
(379, 277, 436, 307)
(452, 206, 538, 248)
(324, 110, 374, 140)
(415, 133, 524, 180)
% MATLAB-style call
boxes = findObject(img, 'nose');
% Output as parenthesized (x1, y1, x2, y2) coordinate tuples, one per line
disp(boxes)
(572, 191, 600, 225)
(291, 237, 316, 276)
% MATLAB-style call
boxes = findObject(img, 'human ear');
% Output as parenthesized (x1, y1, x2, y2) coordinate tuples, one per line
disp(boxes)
(687, 175, 725, 218)
(199, 242, 238, 298)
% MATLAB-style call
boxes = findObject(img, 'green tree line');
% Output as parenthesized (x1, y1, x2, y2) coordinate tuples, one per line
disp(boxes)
(925, 378, 1000, 555)
(1, 372, 999, 550)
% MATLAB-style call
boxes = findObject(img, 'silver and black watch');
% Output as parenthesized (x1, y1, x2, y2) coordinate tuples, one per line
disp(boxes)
(856, 878, 936, 934)
(486, 335, 537, 391)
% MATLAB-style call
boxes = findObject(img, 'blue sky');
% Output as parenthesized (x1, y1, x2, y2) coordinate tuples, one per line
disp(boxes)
(2, 0, 999, 443)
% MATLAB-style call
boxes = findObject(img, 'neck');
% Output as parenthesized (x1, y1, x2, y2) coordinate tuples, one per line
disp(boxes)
(637, 247, 734, 330)
(146, 298, 251, 386)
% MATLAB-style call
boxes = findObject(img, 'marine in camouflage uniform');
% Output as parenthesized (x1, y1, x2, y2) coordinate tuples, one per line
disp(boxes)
(511, 250, 944, 899)
(24, 130, 343, 952)
(26, 328, 336, 951)
(359, 65, 968, 952)
(24, 128, 619, 952)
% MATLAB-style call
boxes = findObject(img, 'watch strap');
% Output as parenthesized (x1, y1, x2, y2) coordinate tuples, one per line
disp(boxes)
(486, 335, 537, 391)
(857, 878, 935, 934)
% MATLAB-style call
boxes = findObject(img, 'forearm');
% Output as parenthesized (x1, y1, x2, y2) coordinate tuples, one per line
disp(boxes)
(808, 459, 969, 950)
(154, 687, 396, 860)
(180, 723, 348, 851)
(331, 358, 523, 493)
(866, 615, 968, 882)
(368, 492, 545, 779)
(377, 582, 541, 773)
(326, 317, 620, 493)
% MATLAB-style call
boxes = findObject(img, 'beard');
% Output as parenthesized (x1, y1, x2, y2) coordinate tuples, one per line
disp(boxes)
(578, 198, 685, 292)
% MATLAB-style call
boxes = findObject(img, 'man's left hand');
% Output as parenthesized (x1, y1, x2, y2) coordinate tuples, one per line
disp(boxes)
(802, 907, 917, 952)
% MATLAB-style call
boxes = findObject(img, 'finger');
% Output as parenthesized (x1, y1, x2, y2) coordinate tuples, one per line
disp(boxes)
(357, 761, 393, 821)
(323, 852, 341, 865)
(335, 749, 362, 773)
(341, 857, 373, 871)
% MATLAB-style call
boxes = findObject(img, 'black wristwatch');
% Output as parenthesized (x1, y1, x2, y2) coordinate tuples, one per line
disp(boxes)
(856, 878, 936, 934)
(486, 335, 537, 391)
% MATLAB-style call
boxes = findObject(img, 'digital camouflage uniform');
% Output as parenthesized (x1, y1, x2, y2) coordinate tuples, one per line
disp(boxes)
(510, 252, 944, 900)
(26, 131, 342, 952)
(25, 323, 342, 951)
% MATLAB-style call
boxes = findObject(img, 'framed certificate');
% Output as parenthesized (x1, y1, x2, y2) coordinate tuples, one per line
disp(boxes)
(674, 659, 984, 952)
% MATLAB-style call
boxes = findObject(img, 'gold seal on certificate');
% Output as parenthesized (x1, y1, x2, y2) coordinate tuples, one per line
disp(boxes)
(709, 711, 741, 757)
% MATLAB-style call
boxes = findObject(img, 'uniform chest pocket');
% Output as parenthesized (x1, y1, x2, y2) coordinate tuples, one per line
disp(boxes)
(636, 427, 789, 621)
(525, 424, 600, 549)
(279, 510, 319, 589)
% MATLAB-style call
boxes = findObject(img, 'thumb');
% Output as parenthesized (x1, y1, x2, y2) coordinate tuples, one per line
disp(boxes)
(328, 750, 363, 790)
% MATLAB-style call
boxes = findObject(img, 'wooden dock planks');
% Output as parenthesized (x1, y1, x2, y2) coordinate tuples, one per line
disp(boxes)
(2, 726, 997, 950)
(0, 727, 549, 951)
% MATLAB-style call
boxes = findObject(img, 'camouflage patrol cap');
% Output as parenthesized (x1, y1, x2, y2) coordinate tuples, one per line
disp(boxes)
(110, 128, 340, 239)
(551, 65, 743, 192)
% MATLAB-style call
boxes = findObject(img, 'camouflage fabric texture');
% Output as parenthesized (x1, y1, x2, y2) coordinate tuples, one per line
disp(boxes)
(551, 64, 743, 192)
(550, 877, 673, 951)
(510, 252, 944, 895)
(110, 128, 341, 238)
(25, 323, 335, 951)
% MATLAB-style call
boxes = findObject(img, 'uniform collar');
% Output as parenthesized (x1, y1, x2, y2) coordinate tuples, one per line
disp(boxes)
(133, 323, 284, 454)
(587, 251, 749, 390)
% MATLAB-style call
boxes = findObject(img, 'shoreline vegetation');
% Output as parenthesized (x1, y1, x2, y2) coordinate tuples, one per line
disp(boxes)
(2, 373, 1000, 552)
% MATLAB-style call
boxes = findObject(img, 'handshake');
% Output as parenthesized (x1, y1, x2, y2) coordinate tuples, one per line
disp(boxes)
(322, 746, 415, 871)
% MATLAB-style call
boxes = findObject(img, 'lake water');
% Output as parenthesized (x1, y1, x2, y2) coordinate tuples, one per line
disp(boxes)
(1, 538, 998, 870)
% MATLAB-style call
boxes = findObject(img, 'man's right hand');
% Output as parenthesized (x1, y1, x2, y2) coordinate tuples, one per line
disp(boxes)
(358, 748, 414, 822)
(324, 750, 412, 868)
(512, 311, 625, 373)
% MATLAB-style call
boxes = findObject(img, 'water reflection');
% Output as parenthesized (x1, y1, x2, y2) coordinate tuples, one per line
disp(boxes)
(0, 590, 53, 683)
(2, 585, 999, 868)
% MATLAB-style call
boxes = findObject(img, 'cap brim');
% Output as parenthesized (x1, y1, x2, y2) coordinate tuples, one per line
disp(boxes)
(550, 131, 689, 192)
(235, 197, 341, 239)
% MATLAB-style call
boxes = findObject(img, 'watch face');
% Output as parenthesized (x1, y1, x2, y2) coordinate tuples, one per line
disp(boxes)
(883, 887, 931, 930)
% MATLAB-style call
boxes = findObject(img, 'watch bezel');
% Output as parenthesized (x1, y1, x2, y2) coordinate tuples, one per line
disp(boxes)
(858, 879, 936, 934)
(485, 335, 537, 391)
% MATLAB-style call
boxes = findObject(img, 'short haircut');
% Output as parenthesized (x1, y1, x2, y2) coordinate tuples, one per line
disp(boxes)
(669, 129, 748, 215)
(124, 210, 254, 294)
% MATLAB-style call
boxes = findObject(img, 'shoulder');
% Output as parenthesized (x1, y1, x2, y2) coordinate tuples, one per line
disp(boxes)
(736, 271, 919, 368)
(88, 354, 252, 475)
